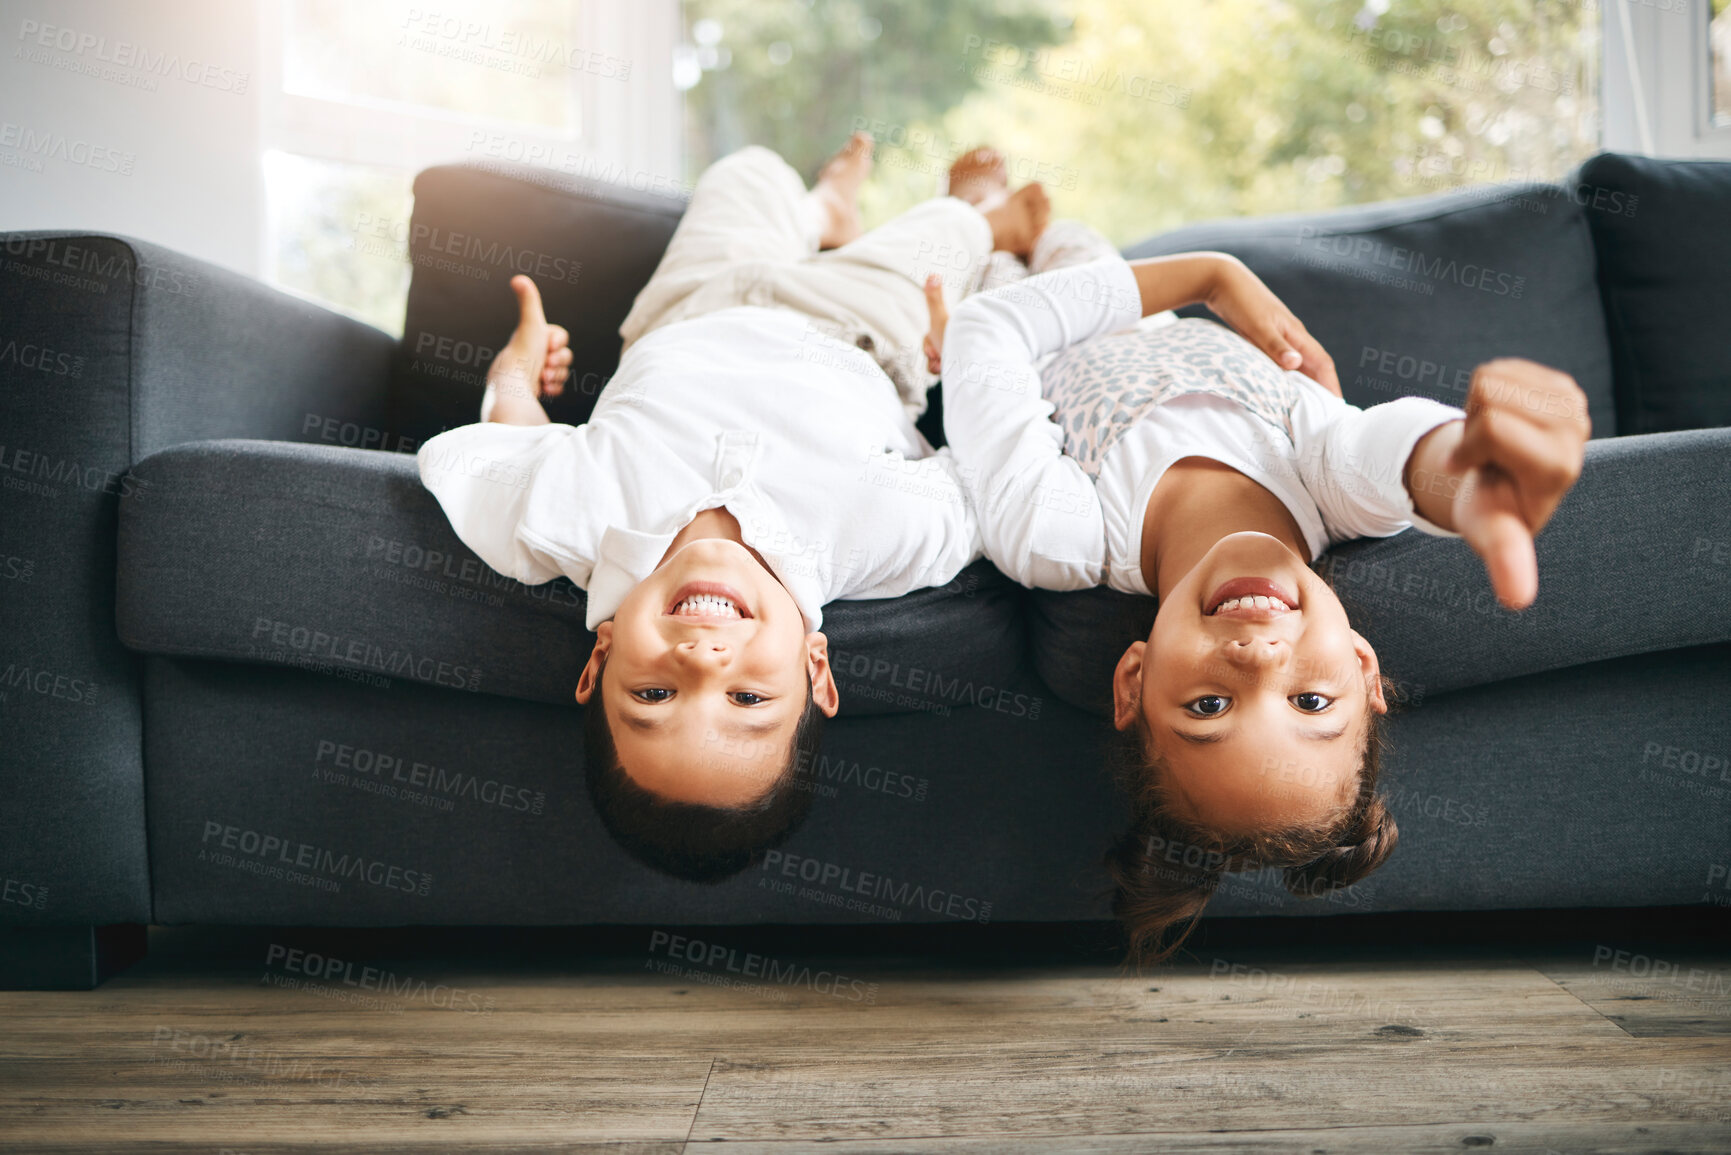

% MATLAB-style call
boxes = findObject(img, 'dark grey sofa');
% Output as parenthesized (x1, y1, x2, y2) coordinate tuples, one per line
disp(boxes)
(3, 152, 1728, 988)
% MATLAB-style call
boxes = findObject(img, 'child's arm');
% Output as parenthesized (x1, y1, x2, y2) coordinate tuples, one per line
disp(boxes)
(926, 252, 1338, 394)
(1127, 253, 1341, 396)
(481, 276, 572, 425)
(1401, 359, 1589, 609)
(939, 257, 1142, 589)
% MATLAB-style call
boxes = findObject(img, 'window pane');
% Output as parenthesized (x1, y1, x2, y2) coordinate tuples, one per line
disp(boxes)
(680, 0, 1600, 242)
(1714, 0, 1731, 125)
(285, 0, 579, 131)
(264, 151, 414, 336)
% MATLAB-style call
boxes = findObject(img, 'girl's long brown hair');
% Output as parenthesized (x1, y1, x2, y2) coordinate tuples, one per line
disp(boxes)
(1103, 711, 1399, 968)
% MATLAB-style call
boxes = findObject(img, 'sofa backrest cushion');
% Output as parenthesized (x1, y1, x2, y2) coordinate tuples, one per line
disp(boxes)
(117, 440, 1029, 719)
(1123, 181, 1617, 438)
(387, 162, 686, 446)
(1575, 152, 1731, 435)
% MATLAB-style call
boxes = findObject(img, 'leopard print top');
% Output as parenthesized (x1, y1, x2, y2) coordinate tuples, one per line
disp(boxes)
(1042, 318, 1303, 478)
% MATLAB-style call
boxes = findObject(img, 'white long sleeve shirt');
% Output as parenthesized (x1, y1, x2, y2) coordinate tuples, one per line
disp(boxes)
(940, 257, 1464, 594)
(417, 306, 983, 630)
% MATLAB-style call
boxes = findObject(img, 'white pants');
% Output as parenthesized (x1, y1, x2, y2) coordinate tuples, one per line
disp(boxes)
(618, 145, 1117, 416)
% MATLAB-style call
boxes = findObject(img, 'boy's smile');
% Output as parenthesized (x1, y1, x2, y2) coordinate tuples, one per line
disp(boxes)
(1114, 532, 1388, 835)
(575, 532, 839, 808)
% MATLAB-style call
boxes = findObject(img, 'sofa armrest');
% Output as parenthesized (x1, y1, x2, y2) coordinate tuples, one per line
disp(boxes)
(0, 232, 393, 929)
(1, 232, 395, 457)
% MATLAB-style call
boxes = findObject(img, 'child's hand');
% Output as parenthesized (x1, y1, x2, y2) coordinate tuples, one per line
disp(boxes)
(1448, 359, 1590, 609)
(922, 274, 948, 376)
(1205, 260, 1341, 396)
(495, 275, 573, 399)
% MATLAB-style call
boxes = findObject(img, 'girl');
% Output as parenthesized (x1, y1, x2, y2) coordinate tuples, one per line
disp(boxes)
(926, 247, 1588, 965)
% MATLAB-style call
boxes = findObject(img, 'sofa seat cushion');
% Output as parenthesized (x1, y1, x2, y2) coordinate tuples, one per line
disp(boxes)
(1124, 180, 1617, 437)
(118, 440, 1027, 717)
(1031, 427, 1731, 716)
(1576, 152, 1731, 434)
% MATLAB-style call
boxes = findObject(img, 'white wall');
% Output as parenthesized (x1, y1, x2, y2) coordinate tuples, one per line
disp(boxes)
(0, 0, 263, 275)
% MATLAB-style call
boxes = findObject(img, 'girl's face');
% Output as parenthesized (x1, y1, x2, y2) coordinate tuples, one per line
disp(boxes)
(1111, 532, 1388, 836)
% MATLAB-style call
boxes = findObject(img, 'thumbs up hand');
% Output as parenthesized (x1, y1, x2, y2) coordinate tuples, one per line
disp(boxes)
(495, 275, 572, 399)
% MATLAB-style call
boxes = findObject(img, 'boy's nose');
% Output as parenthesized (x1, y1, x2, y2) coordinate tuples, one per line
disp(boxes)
(1224, 638, 1286, 666)
(676, 640, 731, 665)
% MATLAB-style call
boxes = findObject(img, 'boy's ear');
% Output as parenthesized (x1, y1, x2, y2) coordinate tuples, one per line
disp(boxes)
(575, 621, 612, 705)
(805, 632, 840, 718)
(1351, 629, 1388, 716)
(1111, 640, 1146, 732)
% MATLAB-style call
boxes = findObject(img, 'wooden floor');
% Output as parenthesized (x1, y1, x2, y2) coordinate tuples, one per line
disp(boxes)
(2, 925, 1729, 1153)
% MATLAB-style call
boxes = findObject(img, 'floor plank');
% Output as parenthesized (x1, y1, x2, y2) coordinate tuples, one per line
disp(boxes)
(1532, 948, 1731, 1037)
(0, 934, 1725, 1153)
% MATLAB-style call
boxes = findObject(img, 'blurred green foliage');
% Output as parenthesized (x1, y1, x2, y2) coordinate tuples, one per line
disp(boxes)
(681, 0, 1600, 243)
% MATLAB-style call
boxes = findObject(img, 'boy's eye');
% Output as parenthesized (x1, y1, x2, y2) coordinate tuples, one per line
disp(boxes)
(632, 688, 673, 703)
(1185, 695, 1230, 717)
(1290, 692, 1334, 713)
(730, 691, 768, 706)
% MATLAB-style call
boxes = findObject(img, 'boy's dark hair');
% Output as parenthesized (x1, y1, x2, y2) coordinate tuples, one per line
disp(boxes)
(582, 659, 825, 883)
(1103, 703, 1398, 968)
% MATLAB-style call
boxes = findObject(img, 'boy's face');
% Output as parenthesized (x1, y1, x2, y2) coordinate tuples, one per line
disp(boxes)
(575, 538, 839, 808)
(1112, 532, 1387, 835)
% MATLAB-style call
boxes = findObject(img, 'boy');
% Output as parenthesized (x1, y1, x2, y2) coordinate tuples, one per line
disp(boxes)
(417, 135, 1048, 882)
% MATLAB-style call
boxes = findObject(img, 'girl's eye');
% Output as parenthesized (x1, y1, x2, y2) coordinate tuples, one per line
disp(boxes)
(632, 688, 673, 703)
(730, 691, 768, 706)
(1186, 695, 1230, 717)
(1291, 692, 1334, 713)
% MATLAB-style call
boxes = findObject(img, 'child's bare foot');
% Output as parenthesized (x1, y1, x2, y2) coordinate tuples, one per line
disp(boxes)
(982, 182, 1050, 261)
(811, 131, 873, 249)
(946, 146, 1009, 207)
(492, 275, 572, 401)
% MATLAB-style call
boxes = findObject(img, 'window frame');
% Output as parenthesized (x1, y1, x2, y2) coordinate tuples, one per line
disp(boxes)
(255, 0, 682, 274)
(1602, 0, 1731, 157)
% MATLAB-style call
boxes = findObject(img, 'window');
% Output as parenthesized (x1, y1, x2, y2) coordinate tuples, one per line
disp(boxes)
(259, 0, 678, 333)
(679, 0, 1601, 243)
(1714, 0, 1730, 123)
